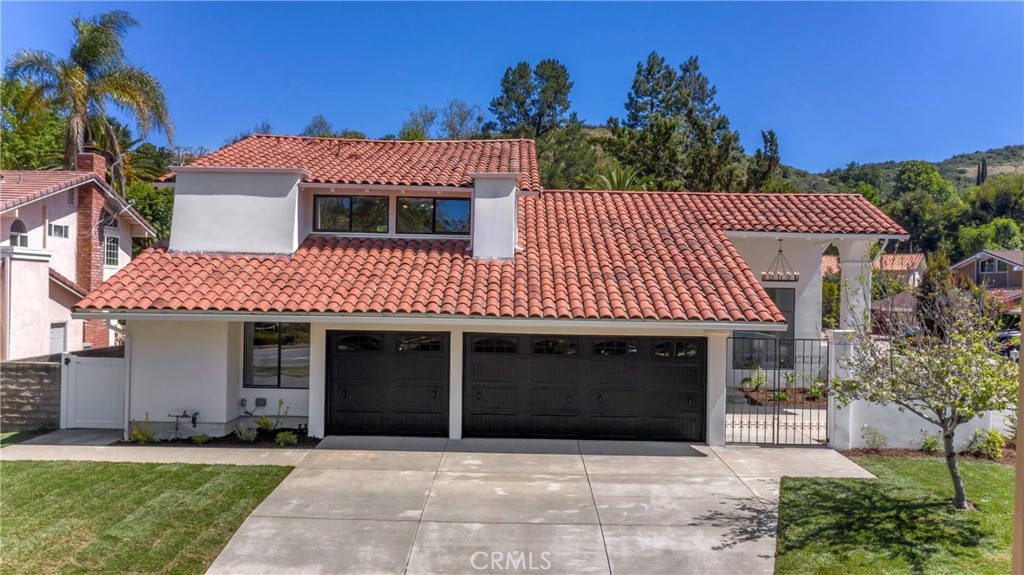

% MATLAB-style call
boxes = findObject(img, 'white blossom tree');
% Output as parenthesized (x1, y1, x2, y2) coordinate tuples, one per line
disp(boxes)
(835, 272, 1017, 510)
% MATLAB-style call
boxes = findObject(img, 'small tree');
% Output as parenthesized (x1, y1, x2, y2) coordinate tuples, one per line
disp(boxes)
(835, 279, 1017, 510)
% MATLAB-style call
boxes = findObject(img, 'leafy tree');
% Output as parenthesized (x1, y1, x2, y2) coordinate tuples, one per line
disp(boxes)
(683, 107, 744, 192)
(0, 79, 65, 169)
(438, 99, 484, 139)
(336, 129, 366, 139)
(125, 180, 173, 245)
(956, 218, 1023, 258)
(401, 105, 438, 139)
(398, 124, 428, 141)
(745, 130, 781, 192)
(623, 52, 680, 129)
(224, 119, 272, 147)
(887, 190, 963, 254)
(892, 160, 957, 204)
(837, 265, 1017, 510)
(489, 59, 572, 138)
(5, 10, 173, 170)
(976, 157, 988, 186)
(535, 113, 598, 189)
(821, 273, 840, 329)
(300, 114, 335, 137)
(603, 117, 683, 190)
(964, 174, 1024, 225)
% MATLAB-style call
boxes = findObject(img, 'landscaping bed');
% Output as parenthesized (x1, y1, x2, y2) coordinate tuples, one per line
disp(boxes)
(742, 387, 827, 408)
(120, 427, 319, 448)
(842, 439, 1016, 466)
(775, 455, 1014, 574)
(0, 460, 291, 575)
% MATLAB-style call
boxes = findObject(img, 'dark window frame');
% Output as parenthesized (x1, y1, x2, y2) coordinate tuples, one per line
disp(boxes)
(334, 334, 384, 352)
(313, 194, 390, 234)
(396, 197, 470, 236)
(398, 334, 444, 352)
(654, 341, 700, 358)
(243, 322, 311, 389)
(472, 337, 518, 354)
(533, 338, 578, 355)
(593, 340, 637, 357)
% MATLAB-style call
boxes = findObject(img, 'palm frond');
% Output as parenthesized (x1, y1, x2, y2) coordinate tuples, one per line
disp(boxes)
(69, 11, 138, 75)
(94, 66, 173, 143)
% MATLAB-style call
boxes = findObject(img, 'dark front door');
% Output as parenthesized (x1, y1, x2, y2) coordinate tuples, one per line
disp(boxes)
(463, 335, 706, 441)
(326, 331, 449, 436)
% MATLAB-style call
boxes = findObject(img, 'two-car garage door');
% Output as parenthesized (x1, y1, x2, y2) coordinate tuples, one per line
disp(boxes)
(326, 331, 705, 441)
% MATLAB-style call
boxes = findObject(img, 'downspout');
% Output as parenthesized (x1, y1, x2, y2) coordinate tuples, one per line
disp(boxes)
(107, 319, 130, 441)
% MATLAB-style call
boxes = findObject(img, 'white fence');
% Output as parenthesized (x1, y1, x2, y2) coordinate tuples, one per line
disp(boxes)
(60, 353, 125, 429)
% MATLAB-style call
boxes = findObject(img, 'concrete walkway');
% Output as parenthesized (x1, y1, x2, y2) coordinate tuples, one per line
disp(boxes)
(206, 437, 872, 575)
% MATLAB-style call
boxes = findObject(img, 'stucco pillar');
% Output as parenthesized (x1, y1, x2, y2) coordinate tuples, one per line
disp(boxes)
(837, 239, 874, 331)
(449, 329, 464, 439)
(705, 330, 730, 446)
(307, 325, 327, 438)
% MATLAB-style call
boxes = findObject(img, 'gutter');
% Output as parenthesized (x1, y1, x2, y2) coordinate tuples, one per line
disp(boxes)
(106, 319, 131, 441)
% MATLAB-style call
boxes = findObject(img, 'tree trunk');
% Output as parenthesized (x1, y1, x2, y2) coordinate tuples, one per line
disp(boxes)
(943, 430, 969, 510)
(64, 114, 85, 170)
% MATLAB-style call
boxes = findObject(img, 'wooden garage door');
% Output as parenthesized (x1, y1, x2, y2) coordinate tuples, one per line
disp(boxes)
(463, 335, 706, 441)
(326, 331, 449, 436)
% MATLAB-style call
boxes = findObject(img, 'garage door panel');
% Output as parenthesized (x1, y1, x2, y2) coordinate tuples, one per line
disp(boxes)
(327, 331, 449, 436)
(464, 334, 706, 441)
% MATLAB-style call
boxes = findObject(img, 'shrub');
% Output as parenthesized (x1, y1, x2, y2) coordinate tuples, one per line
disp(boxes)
(771, 390, 789, 402)
(234, 424, 258, 443)
(861, 425, 887, 451)
(275, 431, 298, 446)
(805, 386, 824, 401)
(254, 400, 290, 431)
(742, 369, 767, 391)
(783, 372, 797, 389)
(966, 429, 1005, 460)
(129, 412, 157, 444)
(918, 431, 942, 454)
(191, 434, 211, 445)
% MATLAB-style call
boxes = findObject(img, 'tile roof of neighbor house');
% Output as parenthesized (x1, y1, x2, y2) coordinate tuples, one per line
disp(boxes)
(822, 253, 925, 276)
(49, 269, 86, 298)
(0, 170, 157, 236)
(77, 190, 905, 324)
(155, 135, 543, 191)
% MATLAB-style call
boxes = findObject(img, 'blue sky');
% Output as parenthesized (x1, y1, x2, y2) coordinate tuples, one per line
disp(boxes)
(2, 2, 1022, 172)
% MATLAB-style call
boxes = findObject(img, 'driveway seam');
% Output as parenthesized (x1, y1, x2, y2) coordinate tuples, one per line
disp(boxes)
(579, 440, 614, 575)
(403, 438, 448, 575)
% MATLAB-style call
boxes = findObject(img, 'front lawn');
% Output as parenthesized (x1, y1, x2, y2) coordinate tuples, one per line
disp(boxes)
(775, 455, 1014, 575)
(0, 461, 291, 575)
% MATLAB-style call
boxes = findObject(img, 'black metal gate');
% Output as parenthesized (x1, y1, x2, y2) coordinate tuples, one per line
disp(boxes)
(726, 337, 830, 445)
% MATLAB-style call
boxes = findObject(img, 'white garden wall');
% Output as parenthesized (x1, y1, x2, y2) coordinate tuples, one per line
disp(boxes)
(831, 399, 1012, 450)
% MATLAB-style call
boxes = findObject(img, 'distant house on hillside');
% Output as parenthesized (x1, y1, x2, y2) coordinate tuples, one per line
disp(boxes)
(952, 249, 1022, 315)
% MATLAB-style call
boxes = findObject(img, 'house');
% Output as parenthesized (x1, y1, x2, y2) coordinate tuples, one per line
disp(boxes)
(821, 252, 925, 287)
(73, 135, 905, 444)
(952, 249, 1021, 315)
(0, 154, 155, 360)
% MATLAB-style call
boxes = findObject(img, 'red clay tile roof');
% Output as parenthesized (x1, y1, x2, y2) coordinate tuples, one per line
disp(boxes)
(156, 135, 542, 191)
(823, 253, 924, 276)
(49, 269, 86, 298)
(1, 171, 98, 211)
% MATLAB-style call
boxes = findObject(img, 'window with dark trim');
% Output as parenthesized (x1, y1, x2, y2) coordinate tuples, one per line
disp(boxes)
(396, 197, 470, 235)
(654, 341, 699, 358)
(593, 340, 637, 356)
(398, 335, 443, 352)
(980, 258, 1008, 273)
(9, 219, 27, 247)
(472, 337, 518, 354)
(314, 195, 389, 233)
(533, 338, 577, 355)
(334, 334, 383, 352)
(244, 322, 311, 388)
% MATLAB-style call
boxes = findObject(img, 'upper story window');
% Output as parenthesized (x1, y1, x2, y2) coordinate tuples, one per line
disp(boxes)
(9, 220, 28, 247)
(48, 223, 70, 239)
(314, 195, 389, 234)
(979, 258, 1008, 273)
(104, 235, 119, 266)
(397, 197, 470, 235)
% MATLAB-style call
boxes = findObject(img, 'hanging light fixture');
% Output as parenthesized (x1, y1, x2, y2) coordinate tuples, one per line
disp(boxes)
(761, 239, 800, 282)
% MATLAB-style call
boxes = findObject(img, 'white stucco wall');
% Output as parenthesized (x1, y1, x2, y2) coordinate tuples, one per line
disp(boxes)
(2, 251, 51, 360)
(48, 283, 84, 353)
(728, 235, 830, 340)
(832, 400, 1012, 450)
(2, 193, 79, 279)
(470, 175, 519, 259)
(169, 171, 303, 254)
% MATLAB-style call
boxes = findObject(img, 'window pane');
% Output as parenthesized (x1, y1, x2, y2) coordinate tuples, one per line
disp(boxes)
(246, 323, 279, 387)
(316, 196, 351, 231)
(397, 198, 433, 233)
(435, 199, 470, 234)
(335, 334, 383, 352)
(594, 340, 634, 356)
(398, 335, 442, 352)
(473, 337, 517, 354)
(278, 323, 310, 388)
(351, 197, 389, 233)
(534, 339, 577, 355)
(655, 341, 699, 358)
(104, 236, 119, 266)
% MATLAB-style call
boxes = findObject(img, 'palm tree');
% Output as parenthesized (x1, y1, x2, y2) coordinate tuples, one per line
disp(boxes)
(580, 164, 651, 191)
(4, 10, 172, 175)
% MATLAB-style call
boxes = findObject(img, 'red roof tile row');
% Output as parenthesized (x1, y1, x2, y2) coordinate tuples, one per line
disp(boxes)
(1, 171, 98, 211)
(156, 135, 542, 191)
(822, 253, 924, 276)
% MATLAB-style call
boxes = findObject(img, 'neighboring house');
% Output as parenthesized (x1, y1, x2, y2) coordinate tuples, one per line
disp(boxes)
(74, 135, 905, 443)
(822, 252, 925, 287)
(0, 153, 155, 360)
(952, 249, 1022, 290)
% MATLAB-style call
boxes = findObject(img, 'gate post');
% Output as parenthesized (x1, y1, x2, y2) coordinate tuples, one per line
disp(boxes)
(59, 352, 72, 429)
(826, 329, 855, 449)
(705, 331, 730, 446)
(449, 330, 463, 440)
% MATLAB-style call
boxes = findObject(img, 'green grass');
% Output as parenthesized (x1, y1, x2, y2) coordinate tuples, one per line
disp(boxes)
(0, 429, 48, 448)
(775, 455, 1014, 575)
(0, 461, 292, 575)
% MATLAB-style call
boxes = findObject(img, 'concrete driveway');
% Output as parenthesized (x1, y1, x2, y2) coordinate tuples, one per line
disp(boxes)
(207, 437, 872, 575)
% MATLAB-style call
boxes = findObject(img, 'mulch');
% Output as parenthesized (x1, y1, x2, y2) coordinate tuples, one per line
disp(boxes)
(743, 388, 828, 409)
(118, 428, 320, 448)
(842, 440, 1016, 466)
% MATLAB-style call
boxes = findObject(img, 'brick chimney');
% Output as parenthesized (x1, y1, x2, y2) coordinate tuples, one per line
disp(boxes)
(75, 152, 110, 349)
(76, 152, 107, 179)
